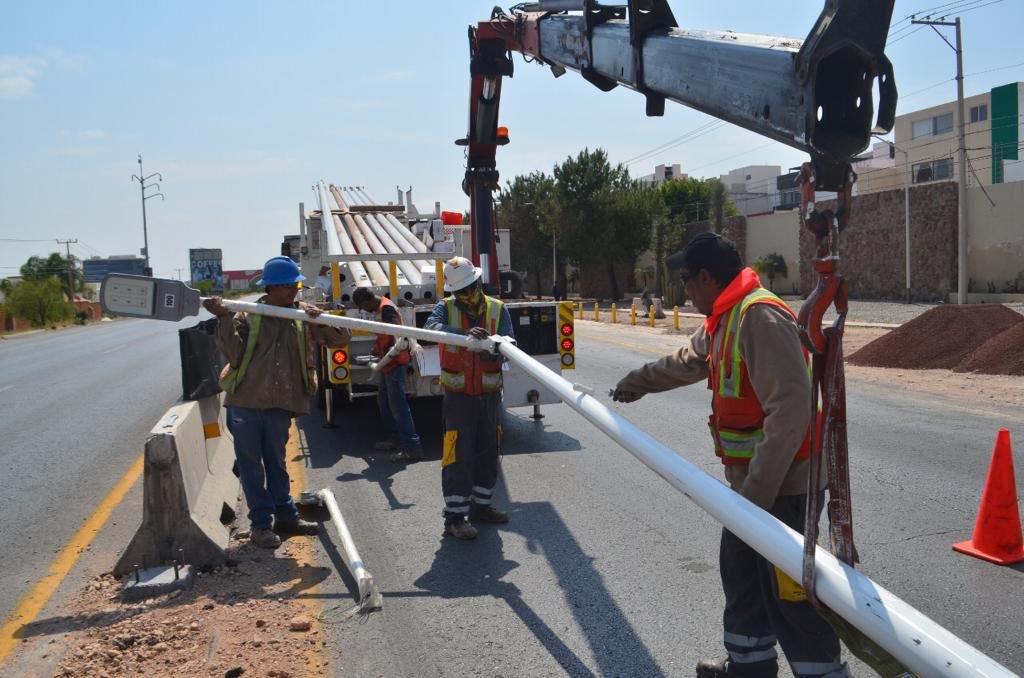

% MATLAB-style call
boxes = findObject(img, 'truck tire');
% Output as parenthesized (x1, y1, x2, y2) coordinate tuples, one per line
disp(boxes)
(499, 270, 525, 299)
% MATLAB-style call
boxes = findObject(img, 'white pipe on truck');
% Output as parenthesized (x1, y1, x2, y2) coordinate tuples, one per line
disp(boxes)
(318, 182, 370, 289)
(360, 212, 422, 285)
(365, 213, 429, 280)
(331, 186, 389, 288)
(211, 298, 1016, 678)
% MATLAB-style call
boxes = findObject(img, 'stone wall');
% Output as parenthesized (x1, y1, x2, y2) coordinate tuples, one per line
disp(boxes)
(799, 182, 958, 301)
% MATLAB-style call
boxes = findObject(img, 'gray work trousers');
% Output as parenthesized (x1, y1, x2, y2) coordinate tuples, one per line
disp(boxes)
(719, 493, 848, 677)
(441, 390, 501, 523)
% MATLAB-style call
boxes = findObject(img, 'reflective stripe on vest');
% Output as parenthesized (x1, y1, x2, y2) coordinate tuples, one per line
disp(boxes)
(710, 288, 809, 464)
(219, 312, 309, 394)
(440, 296, 503, 394)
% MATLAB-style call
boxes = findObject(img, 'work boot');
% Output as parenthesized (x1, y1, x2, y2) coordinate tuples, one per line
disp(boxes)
(696, 659, 777, 678)
(250, 527, 282, 549)
(390, 449, 422, 464)
(470, 505, 509, 524)
(444, 518, 478, 540)
(275, 517, 319, 536)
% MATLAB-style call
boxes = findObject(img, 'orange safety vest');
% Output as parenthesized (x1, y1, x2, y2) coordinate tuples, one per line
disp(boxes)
(439, 296, 504, 395)
(374, 297, 410, 374)
(707, 287, 812, 466)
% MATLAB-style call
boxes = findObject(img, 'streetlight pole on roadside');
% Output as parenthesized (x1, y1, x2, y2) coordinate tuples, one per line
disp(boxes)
(875, 134, 913, 303)
(131, 155, 164, 276)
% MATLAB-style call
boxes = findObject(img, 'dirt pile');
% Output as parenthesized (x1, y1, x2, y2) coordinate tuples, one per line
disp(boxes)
(955, 321, 1024, 376)
(48, 538, 330, 678)
(849, 305, 1024, 370)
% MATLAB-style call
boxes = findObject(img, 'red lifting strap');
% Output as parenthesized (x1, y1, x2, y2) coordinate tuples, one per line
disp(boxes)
(796, 161, 858, 609)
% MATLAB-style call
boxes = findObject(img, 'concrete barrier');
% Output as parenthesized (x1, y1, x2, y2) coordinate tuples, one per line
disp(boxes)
(113, 395, 238, 576)
(631, 297, 665, 319)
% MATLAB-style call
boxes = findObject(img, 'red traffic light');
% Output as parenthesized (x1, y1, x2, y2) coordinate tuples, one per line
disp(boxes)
(560, 323, 573, 336)
(561, 338, 574, 352)
(332, 350, 348, 365)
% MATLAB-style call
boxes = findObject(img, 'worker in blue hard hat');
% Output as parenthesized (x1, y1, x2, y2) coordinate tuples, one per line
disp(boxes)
(204, 256, 351, 549)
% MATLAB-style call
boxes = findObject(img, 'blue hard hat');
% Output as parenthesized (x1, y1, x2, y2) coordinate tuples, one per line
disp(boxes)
(256, 256, 306, 286)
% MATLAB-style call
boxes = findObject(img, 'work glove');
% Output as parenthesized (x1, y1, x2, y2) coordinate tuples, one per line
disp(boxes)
(611, 378, 645, 403)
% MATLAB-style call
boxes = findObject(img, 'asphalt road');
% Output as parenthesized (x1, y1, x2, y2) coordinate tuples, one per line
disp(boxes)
(298, 322, 1024, 677)
(0, 316, 204, 626)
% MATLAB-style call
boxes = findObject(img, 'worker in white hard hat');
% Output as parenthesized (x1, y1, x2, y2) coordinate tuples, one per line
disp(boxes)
(423, 256, 514, 540)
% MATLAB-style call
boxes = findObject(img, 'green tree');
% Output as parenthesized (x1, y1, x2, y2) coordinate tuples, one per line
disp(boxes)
(20, 252, 85, 301)
(498, 172, 556, 298)
(599, 181, 660, 301)
(552, 148, 627, 270)
(752, 253, 788, 292)
(8, 278, 73, 326)
(709, 179, 728, 234)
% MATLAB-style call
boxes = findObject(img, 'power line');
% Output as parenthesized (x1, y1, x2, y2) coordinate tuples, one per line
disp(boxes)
(0, 237, 55, 243)
(622, 121, 728, 167)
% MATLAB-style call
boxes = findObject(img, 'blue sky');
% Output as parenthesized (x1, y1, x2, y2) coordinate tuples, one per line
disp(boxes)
(1, 0, 1021, 279)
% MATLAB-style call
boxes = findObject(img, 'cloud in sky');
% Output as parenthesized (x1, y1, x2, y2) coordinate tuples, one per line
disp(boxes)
(0, 50, 85, 100)
(0, 56, 42, 99)
(384, 71, 410, 81)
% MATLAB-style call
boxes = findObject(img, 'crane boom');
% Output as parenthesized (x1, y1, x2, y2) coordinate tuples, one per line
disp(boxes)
(460, 0, 897, 287)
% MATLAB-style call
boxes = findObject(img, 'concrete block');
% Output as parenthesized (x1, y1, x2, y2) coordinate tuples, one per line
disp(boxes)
(120, 564, 194, 602)
(632, 297, 666, 319)
(113, 395, 239, 576)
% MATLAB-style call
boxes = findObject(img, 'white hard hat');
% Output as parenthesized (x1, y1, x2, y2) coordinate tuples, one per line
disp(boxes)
(443, 256, 482, 292)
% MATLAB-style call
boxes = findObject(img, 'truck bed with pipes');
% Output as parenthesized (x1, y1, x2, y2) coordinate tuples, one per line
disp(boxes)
(285, 183, 576, 424)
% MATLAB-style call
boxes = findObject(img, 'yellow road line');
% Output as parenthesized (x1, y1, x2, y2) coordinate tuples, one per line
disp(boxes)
(0, 453, 144, 666)
(286, 423, 327, 678)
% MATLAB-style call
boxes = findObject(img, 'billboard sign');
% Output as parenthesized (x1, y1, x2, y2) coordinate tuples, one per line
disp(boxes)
(82, 256, 146, 283)
(189, 248, 224, 293)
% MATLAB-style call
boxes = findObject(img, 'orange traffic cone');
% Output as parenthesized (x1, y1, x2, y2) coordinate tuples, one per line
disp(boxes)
(952, 429, 1024, 565)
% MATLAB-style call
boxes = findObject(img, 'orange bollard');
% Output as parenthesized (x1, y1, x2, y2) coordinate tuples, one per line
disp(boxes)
(673, 305, 679, 331)
(630, 304, 637, 326)
(953, 429, 1024, 565)
(578, 302, 584, 320)
(649, 305, 656, 328)
(593, 302, 599, 322)
(611, 303, 617, 323)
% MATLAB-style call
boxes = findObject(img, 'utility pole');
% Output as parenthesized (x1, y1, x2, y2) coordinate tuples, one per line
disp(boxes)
(131, 155, 164, 276)
(56, 238, 78, 301)
(912, 16, 967, 304)
(878, 136, 913, 303)
(174, 268, 184, 281)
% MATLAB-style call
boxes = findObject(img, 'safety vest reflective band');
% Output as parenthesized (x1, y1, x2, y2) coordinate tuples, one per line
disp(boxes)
(219, 313, 309, 394)
(708, 288, 811, 465)
(374, 297, 410, 374)
(439, 296, 503, 395)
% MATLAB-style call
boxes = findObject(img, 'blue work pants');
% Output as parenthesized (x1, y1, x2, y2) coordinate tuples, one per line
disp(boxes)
(377, 366, 421, 454)
(227, 406, 298, 530)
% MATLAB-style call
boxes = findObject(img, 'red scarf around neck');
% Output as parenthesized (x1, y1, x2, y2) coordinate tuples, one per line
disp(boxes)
(703, 267, 762, 336)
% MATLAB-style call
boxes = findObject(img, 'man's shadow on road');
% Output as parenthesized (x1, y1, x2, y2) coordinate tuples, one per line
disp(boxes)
(393, 476, 665, 678)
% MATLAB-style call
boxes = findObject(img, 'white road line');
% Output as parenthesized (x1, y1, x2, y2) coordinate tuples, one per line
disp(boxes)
(99, 343, 127, 355)
(0, 385, 11, 393)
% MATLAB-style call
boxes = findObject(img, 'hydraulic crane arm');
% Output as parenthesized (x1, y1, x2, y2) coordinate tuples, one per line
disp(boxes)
(470, 0, 896, 188)
(461, 0, 896, 287)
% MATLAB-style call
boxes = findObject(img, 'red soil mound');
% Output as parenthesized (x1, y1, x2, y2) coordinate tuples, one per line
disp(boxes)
(848, 305, 1023, 370)
(954, 321, 1024, 376)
